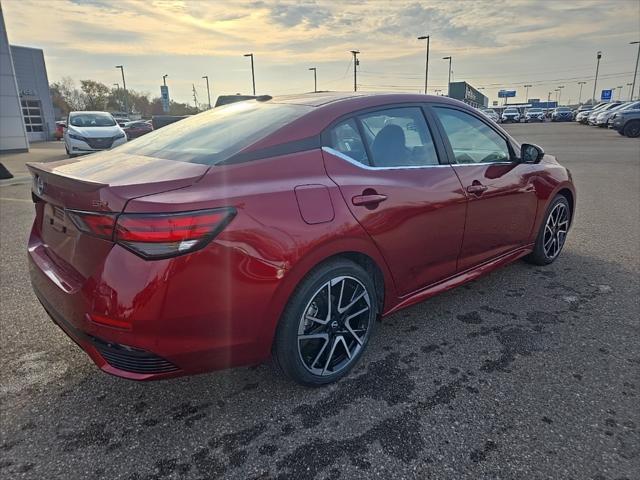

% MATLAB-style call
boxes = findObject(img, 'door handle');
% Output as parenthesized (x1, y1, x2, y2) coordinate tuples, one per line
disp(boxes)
(466, 183, 488, 195)
(352, 193, 387, 207)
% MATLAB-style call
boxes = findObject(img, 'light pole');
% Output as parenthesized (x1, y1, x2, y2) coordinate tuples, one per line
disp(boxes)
(554, 88, 560, 104)
(557, 85, 565, 105)
(524, 84, 532, 102)
(630, 41, 639, 100)
(592, 51, 602, 104)
(308, 67, 317, 93)
(547, 91, 552, 114)
(244, 53, 255, 95)
(577, 81, 587, 104)
(434, 89, 442, 96)
(202, 76, 211, 109)
(615, 85, 624, 100)
(350, 50, 360, 92)
(115, 65, 128, 114)
(162, 74, 168, 86)
(627, 83, 634, 100)
(417, 35, 430, 94)
(443, 56, 452, 95)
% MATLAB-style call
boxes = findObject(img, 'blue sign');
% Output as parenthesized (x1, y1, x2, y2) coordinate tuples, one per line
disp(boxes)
(160, 85, 170, 113)
(601, 89, 612, 101)
(498, 90, 516, 98)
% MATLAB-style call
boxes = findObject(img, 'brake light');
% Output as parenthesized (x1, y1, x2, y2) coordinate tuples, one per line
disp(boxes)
(115, 208, 236, 259)
(67, 208, 236, 259)
(67, 211, 116, 240)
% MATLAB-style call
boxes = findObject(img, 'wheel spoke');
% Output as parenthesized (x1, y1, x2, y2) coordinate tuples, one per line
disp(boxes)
(337, 335, 352, 359)
(337, 289, 367, 314)
(321, 336, 340, 375)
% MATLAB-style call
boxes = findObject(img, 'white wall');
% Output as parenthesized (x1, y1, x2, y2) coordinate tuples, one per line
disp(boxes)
(0, 6, 28, 152)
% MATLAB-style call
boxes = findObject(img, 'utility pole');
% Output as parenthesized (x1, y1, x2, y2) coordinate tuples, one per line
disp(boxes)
(350, 50, 360, 92)
(630, 41, 639, 100)
(592, 51, 602, 104)
(557, 85, 565, 105)
(244, 53, 256, 95)
(577, 81, 587, 104)
(202, 75, 211, 109)
(308, 67, 317, 93)
(162, 74, 168, 86)
(418, 35, 430, 94)
(115, 65, 128, 114)
(443, 56, 452, 96)
(524, 84, 532, 102)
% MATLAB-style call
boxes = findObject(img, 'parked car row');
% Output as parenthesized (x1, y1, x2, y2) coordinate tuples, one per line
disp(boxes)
(478, 106, 576, 124)
(575, 100, 640, 137)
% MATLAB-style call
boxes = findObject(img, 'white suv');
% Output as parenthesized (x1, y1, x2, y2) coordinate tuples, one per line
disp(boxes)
(64, 111, 127, 157)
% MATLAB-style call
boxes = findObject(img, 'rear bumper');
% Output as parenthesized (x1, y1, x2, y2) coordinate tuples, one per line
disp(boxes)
(28, 224, 284, 380)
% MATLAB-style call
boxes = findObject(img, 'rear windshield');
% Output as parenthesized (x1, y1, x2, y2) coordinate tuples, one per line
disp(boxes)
(70, 113, 116, 127)
(504, 108, 518, 112)
(118, 101, 312, 165)
(556, 107, 571, 111)
(528, 108, 542, 112)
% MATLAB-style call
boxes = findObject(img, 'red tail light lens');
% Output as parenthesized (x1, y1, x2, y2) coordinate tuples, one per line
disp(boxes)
(114, 208, 236, 259)
(67, 211, 116, 240)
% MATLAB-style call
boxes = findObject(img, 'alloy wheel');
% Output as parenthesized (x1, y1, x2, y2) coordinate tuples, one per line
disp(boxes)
(543, 203, 569, 259)
(297, 276, 372, 376)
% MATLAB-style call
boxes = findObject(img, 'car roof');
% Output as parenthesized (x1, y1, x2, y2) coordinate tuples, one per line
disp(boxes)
(267, 91, 460, 108)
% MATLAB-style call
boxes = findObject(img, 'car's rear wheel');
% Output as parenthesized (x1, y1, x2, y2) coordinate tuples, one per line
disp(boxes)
(273, 258, 378, 386)
(525, 195, 571, 266)
(623, 120, 640, 138)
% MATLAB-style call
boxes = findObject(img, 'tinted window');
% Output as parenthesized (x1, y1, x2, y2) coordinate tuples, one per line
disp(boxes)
(70, 113, 116, 127)
(118, 101, 312, 165)
(434, 107, 512, 164)
(326, 119, 369, 165)
(358, 107, 439, 167)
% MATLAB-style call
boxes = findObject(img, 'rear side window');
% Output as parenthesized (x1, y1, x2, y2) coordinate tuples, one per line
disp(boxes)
(326, 119, 369, 165)
(359, 107, 439, 167)
(118, 101, 313, 165)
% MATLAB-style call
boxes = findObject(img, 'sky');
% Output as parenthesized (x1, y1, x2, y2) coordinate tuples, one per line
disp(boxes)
(3, 0, 640, 106)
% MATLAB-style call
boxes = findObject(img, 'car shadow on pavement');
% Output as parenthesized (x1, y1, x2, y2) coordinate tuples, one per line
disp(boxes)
(1, 250, 638, 480)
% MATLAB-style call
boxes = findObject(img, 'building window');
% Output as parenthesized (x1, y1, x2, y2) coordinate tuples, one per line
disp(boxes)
(21, 99, 44, 135)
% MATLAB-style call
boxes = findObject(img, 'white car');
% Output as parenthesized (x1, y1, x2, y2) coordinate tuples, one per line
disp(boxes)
(480, 108, 499, 122)
(501, 107, 520, 123)
(64, 111, 127, 157)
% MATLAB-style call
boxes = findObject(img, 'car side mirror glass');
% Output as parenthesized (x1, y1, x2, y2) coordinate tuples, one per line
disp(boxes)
(521, 143, 544, 163)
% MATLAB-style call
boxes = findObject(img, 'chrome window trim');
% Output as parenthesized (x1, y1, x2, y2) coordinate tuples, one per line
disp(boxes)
(322, 147, 451, 170)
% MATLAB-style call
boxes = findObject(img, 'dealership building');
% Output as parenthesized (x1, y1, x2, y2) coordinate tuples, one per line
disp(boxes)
(448, 81, 489, 109)
(0, 8, 55, 152)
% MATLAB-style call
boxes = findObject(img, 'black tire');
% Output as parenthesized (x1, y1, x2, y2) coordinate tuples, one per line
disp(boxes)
(272, 258, 378, 386)
(524, 195, 571, 266)
(623, 120, 640, 138)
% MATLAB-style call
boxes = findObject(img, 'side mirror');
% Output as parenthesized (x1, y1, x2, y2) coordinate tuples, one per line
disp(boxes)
(521, 143, 544, 163)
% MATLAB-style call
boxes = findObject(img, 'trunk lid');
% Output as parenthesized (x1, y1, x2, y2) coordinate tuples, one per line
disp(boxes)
(28, 151, 209, 277)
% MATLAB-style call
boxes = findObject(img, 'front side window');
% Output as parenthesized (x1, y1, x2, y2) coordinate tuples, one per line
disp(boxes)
(358, 107, 439, 167)
(434, 107, 512, 164)
(326, 118, 369, 165)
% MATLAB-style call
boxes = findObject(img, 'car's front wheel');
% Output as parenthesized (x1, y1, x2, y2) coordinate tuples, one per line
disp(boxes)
(273, 258, 378, 386)
(525, 195, 571, 266)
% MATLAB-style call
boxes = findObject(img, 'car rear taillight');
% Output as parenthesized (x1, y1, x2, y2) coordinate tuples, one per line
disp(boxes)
(115, 208, 236, 259)
(67, 211, 117, 240)
(67, 208, 235, 259)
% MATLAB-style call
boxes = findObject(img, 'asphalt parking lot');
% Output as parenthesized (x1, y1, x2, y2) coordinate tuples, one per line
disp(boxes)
(0, 123, 638, 480)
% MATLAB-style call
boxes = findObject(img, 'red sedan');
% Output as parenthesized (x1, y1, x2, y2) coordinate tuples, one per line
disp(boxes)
(27, 93, 575, 386)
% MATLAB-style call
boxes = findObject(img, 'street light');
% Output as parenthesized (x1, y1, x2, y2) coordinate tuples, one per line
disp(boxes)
(577, 81, 587, 104)
(308, 67, 317, 93)
(113, 83, 119, 89)
(417, 35, 430, 94)
(592, 51, 602, 103)
(442, 56, 452, 96)
(554, 88, 560, 104)
(630, 41, 639, 100)
(557, 85, 565, 105)
(244, 53, 255, 95)
(162, 74, 168, 86)
(524, 84, 532, 102)
(627, 82, 634, 100)
(616, 85, 624, 100)
(350, 50, 360, 92)
(202, 75, 211, 109)
(115, 65, 128, 114)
